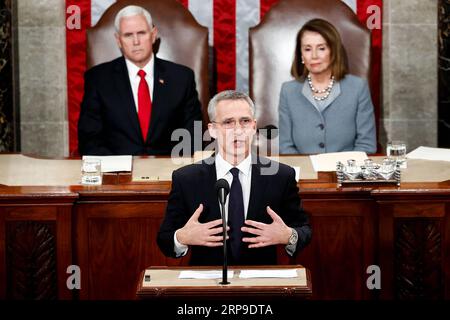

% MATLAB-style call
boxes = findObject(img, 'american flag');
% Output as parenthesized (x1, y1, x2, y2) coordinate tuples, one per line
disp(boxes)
(66, 0, 382, 155)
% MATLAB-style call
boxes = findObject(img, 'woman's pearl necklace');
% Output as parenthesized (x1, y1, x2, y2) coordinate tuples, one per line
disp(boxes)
(307, 74, 335, 101)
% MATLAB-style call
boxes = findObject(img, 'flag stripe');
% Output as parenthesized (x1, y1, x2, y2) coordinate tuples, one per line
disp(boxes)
(357, 0, 382, 145)
(66, 0, 91, 155)
(214, 0, 236, 91)
(236, 0, 260, 93)
(188, 0, 214, 46)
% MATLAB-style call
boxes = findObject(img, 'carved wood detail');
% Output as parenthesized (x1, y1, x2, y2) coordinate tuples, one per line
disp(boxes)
(6, 221, 57, 299)
(395, 219, 443, 299)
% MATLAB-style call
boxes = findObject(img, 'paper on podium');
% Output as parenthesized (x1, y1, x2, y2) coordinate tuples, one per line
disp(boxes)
(310, 151, 368, 172)
(178, 270, 234, 279)
(407, 146, 450, 162)
(239, 269, 298, 278)
(83, 155, 132, 172)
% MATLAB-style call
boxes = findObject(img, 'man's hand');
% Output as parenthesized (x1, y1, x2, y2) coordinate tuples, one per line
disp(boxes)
(176, 204, 229, 247)
(241, 206, 292, 248)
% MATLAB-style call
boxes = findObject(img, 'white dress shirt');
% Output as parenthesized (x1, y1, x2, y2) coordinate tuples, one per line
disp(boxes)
(125, 57, 154, 112)
(173, 153, 253, 256)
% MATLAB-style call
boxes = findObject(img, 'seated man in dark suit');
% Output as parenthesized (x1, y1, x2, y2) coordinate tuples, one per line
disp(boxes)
(78, 5, 202, 156)
(157, 90, 311, 266)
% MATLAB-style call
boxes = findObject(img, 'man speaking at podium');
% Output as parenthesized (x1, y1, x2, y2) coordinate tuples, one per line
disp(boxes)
(157, 90, 311, 265)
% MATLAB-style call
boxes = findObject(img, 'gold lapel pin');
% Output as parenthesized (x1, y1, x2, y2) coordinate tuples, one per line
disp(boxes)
(159, 79, 165, 84)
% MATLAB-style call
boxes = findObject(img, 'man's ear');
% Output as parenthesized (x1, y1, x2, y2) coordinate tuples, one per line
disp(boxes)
(151, 26, 158, 44)
(208, 123, 217, 139)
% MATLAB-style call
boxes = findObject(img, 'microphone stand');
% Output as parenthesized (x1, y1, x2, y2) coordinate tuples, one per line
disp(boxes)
(219, 194, 230, 285)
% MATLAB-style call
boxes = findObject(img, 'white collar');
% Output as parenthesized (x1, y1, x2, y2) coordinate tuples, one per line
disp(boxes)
(215, 152, 252, 178)
(125, 56, 154, 78)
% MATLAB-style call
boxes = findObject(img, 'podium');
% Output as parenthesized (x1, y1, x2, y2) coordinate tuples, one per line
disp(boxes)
(136, 265, 312, 300)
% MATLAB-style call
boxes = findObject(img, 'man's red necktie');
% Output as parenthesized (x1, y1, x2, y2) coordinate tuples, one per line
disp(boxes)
(137, 70, 152, 141)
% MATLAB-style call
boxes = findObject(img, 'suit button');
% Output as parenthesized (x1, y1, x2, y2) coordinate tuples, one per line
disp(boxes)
(318, 124, 324, 130)
(319, 143, 325, 148)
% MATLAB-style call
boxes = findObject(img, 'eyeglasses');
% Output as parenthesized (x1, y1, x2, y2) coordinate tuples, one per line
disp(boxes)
(212, 117, 254, 129)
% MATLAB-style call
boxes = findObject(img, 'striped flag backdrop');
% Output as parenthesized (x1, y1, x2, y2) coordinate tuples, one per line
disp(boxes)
(66, 0, 382, 155)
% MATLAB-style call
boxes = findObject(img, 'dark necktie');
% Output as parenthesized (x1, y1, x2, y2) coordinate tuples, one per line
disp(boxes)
(137, 70, 152, 142)
(228, 167, 245, 261)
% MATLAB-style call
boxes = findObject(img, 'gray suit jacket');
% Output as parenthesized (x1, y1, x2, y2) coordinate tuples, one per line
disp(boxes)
(278, 74, 376, 154)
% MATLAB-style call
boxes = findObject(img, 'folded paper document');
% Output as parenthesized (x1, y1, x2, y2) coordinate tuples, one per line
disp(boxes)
(310, 151, 369, 172)
(407, 146, 450, 162)
(239, 269, 298, 278)
(178, 270, 234, 279)
(82, 155, 132, 172)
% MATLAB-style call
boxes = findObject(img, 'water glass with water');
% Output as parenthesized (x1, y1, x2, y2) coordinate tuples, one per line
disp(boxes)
(81, 159, 102, 185)
(387, 141, 407, 168)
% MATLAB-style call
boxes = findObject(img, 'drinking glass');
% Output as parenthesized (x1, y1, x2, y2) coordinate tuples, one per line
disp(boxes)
(387, 141, 407, 168)
(81, 159, 102, 185)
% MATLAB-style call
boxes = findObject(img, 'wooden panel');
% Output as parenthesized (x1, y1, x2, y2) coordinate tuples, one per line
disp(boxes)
(378, 201, 449, 300)
(5, 206, 57, 220)
(378, 203, 395, 299)
(6, 221, 57, 299)
(87, 217, 162, 299)
(299, 200, 375, 300)
(390, 203, 445, 218)
(0, 208, 4, 298)
(77, 202, 167, 219)
(445, 203, 450, 299)
(394, 219, 443, 299)
(2, 167, 450, 300)
(303, 199, 373, 216)
(2, 205, 73, 300)
(75, 202, 190, 300)
(56, 207, 73, 300)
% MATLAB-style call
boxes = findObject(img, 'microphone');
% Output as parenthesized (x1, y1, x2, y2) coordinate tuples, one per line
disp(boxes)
(216, 178, 230, 206)
(215, 179, 230, 285)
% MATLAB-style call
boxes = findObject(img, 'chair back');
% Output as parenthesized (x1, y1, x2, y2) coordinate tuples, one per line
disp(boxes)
(249, 0, 371, 129)
(87, 0, 210, 123)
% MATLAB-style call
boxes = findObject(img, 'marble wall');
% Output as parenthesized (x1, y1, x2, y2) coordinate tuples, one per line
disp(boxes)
(381, 0, 438, 152)
(16, 0, 438, 157)
(18, 0, 68, 157)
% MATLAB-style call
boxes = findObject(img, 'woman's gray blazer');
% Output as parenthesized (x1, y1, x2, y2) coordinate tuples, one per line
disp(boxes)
(278, 74, 376, 154)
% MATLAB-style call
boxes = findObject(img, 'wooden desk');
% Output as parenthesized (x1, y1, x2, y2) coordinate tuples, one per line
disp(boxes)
(1, 155, 450, 300)
(136, 265, 312, 300)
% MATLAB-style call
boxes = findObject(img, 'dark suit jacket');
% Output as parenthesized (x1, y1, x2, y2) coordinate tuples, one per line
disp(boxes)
(157, 156, 312, 266)
(78, 56, 202, 156)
